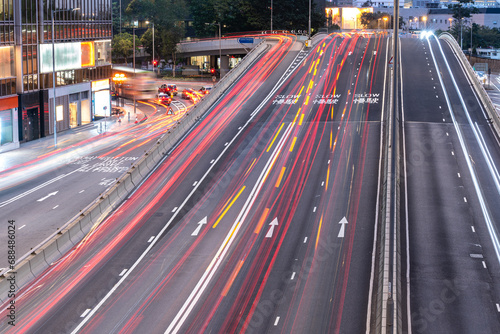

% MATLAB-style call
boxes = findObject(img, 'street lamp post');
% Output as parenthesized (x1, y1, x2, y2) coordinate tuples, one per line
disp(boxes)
(147, 21, 155, 75)
(205, 22, 221, 78)
(271, 0, 273, 32)
(52, 7, 79, 148)
(133, 26, 136, 119)
(308, 0, 311, 37)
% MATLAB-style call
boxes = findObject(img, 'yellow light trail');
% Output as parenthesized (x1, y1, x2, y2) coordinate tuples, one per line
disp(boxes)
(254, 208, 270, 234)
(213, 186, 246, 228)
(262, 150, 280, 185)
(244, 158, 257, 177)
(316, 214, 323, 250)
(289, 137, 297, 152)
(267, 123, 285, 152)
(325, 167, 330, 191)
(299, 114, 304, 126)
(222, 260, 245, 297)
(305, 96, 310, 105)
(275, 166, 286, 188)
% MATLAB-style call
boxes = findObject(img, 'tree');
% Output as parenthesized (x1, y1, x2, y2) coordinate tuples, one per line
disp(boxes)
(360, 12, 389, 29)
(448, 0, 478, 48)
(127, 0, 188, 67)
(188, 0, 325, 36)
(112, 32, 135, 64)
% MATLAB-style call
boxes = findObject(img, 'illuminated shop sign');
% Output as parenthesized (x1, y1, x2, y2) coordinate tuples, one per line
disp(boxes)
(40, 41, 97, 73)
(92, 79, 110, 91)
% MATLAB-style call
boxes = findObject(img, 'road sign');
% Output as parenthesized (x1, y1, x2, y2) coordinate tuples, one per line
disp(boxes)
(238, 37, 254, 44)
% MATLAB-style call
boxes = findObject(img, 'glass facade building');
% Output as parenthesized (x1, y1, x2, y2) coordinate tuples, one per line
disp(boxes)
(0, 0, 112, 152)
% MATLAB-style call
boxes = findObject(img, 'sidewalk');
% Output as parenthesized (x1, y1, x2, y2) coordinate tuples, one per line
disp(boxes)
(0, 102, 147, 171)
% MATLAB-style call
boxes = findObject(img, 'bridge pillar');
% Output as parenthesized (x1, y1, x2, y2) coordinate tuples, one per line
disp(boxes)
(220, 55, 230, 78)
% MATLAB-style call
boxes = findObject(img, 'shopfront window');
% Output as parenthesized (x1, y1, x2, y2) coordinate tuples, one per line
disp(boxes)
(0, 109, 13, 145)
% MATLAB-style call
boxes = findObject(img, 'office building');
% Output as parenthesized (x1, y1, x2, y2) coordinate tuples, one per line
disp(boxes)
(0, 0, 112, 152)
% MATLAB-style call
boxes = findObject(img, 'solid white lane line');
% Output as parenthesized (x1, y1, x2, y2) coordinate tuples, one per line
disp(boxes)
(430, 34, 500, 266)
(73, 42, 304, 334)
(81, 309, 91, 318)
(119, 269, 127, 277)
(166, 123, 295, 334)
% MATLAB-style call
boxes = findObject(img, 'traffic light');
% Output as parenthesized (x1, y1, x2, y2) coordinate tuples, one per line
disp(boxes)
(210, 68, 216, 75)
(153, 60, 158, 67)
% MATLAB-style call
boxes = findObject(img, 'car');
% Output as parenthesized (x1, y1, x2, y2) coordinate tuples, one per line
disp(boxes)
(158, 83, 178, 97)
(158, 93, 172, 105)
(199, 86, 213, 95)
(169, 84, 178, 96)
(182, 88, 195, 100)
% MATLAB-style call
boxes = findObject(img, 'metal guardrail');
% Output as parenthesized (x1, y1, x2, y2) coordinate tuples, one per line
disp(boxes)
(0, 40, 269, 303)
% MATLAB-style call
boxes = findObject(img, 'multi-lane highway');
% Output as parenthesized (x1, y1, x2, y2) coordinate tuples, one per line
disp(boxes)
(0, 98, 193, 270)
(0, 32, 390, 333)
(3, 30, 500, 334)
(401, 34, 500, 333)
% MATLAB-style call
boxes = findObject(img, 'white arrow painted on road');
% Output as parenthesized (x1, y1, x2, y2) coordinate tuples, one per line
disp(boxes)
(37, 191, 59, 202)
(191, 216, 207, 236)
(338, 217, 348, 238)
(265, 218, 279, 238)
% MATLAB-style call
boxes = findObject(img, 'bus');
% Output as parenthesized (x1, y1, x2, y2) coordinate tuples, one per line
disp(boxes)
(112, 66, 157, 100)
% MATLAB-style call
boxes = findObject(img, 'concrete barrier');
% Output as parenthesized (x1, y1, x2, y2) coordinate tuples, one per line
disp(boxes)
(440, 32, 500, 137)
(0, 38, 271, 297)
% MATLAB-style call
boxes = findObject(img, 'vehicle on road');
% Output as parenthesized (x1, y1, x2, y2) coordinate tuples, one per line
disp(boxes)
(112, 66, 156, 100)
(199, 86, 213, 95)
(182, 88, 195, 100)
(158, 84, 178, 97)
(157, 93, 172, 105)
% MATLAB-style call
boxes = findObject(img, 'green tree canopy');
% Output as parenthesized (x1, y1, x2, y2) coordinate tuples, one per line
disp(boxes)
(189, 0, 325, 37)
(127, 0, 188, 65)
(112, 32, 135, 63)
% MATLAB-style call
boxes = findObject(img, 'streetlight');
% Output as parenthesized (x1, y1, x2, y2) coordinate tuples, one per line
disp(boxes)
(422, 16, 427, 29)
(205, 22, 221, 78)
(383, 16, 388, 29)
(308, 0, 311, 36)
(449, 18, 453, 30)
(271, 0, 273, 32)
(52, 7, 79, 148)
(146, 21, 156, 75)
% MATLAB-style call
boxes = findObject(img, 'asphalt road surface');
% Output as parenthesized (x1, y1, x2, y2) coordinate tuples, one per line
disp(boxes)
(401, 34, 500, 333)
(0, 33, 388, 333)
